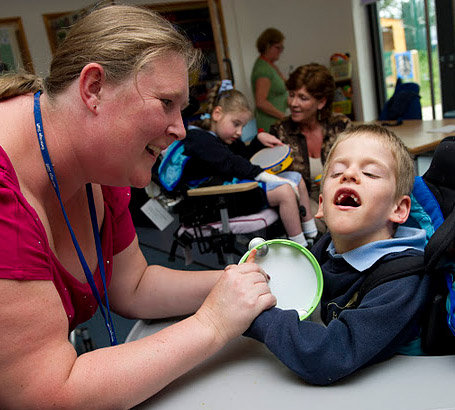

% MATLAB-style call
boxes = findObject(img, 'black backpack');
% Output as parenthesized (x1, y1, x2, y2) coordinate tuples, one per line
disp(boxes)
(315, 136, 455, 355)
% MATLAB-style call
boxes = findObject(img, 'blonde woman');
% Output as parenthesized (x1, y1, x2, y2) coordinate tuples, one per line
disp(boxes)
(0, 5, 274, 408)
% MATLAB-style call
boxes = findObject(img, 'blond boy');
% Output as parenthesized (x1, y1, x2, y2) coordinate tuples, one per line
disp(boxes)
(245, 124, 429, 385)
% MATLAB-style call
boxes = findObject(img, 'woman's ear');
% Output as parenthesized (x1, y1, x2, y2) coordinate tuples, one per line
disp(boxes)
(389, 195, 411, 224)
(211, 105, 223, 122)
(79, 63, 105, 113)
(317, 97, 327, 111)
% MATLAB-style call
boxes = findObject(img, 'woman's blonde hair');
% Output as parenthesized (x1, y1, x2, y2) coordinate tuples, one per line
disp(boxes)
(197, 81, 251, 130)
(321, 124, 415, 198)
(0, 5, 200, 101)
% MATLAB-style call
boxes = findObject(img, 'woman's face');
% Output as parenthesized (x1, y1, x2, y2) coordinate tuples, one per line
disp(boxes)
(287, 85, 326, 124)
(212, 108, 251, 145)
(264, 41, 284, 63)
(95, 52, 189, 188)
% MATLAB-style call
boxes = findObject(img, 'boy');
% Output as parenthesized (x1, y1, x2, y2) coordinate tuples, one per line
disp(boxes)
(244, 124, 430, 385)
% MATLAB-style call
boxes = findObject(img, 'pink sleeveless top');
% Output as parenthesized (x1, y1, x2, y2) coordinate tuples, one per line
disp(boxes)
(0, 146, 136, 330)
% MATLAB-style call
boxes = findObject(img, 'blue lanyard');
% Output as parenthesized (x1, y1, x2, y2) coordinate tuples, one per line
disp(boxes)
(33, 91, 117, 346)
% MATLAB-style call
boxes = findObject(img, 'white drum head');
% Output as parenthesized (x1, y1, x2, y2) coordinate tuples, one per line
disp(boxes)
(250, 145, 292, 173)
(239, 239, 323, 320)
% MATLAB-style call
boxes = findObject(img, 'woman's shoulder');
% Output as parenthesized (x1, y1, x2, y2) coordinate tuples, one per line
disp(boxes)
(251, 58, 274, 78)
(326, 113, 352, 130)
(101, 186, 132, 216)
(0, 145, 19, 188)
(270, 117, 299, 136)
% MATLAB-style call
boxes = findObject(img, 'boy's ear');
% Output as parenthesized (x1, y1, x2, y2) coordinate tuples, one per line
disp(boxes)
(389, 195, 411, 224)
(211, 105, 223, 122)
(79, 63, 105, 113)
(314, 193, 324, 219)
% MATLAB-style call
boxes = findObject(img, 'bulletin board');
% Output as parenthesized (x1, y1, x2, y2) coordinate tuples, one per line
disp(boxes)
(0, 17, 34, 74)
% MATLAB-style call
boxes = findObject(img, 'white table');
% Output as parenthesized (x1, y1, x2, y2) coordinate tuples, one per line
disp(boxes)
(127, 318, 455, 410)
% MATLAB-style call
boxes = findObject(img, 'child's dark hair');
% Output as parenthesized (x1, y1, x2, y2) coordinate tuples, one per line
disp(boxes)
(196, 81, 251, 130)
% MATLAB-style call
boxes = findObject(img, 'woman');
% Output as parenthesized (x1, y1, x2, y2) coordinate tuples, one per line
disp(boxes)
(251, 28, 287, 132)
(269, 63, 351, 227)
(0, 6, 274, 409)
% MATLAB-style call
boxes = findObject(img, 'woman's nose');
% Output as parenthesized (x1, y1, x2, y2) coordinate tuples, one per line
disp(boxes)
(168, 114, 186, 141)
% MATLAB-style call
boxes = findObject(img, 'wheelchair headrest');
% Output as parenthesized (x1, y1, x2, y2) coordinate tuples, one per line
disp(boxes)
(423, 136, 455, 218)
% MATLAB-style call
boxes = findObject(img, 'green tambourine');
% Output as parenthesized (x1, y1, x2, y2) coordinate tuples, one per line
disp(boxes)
(239, 239, 323, 320)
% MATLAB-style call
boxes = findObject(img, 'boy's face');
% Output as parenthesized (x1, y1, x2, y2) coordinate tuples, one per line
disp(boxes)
(315, 135, 410, 253)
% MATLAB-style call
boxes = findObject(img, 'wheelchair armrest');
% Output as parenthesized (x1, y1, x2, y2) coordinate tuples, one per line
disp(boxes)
(186, 182, 259, 197)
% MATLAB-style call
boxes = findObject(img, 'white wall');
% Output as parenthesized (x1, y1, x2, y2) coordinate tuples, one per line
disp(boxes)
(1, 0, 377, 120)
(221, 0, 377, 121)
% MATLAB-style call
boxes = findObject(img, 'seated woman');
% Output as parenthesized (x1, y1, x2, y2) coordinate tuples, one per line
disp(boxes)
(269, 63, 352, 232)
(177, 82, 318, 247)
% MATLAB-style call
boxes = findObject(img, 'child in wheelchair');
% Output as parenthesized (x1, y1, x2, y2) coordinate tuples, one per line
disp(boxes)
(171, 81, 318, 247)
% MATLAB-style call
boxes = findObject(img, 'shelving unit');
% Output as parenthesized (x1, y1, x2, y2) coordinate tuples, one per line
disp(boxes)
(330, 57, 354, 120)
(147, 1, 231, 115)
(43, 1, 230, 117)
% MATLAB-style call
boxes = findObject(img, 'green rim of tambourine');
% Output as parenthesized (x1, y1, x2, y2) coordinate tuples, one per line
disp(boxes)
(239, 239, 323, 320)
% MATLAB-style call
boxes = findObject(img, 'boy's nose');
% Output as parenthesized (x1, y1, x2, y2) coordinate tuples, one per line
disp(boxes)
(341, 167, 360, 182)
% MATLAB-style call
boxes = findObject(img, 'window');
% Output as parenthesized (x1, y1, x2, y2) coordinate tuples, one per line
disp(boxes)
(370, 0, 441, 119)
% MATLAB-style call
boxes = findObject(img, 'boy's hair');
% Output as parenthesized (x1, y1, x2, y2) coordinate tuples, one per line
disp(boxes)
(256, 28, 285, 54)
(197, 81, 251, 130)
(321, 124, 415, 198)
(0, 5, 201, 101)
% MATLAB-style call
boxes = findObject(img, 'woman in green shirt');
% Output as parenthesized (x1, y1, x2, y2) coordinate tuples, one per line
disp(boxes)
(251, 28, 287, 132)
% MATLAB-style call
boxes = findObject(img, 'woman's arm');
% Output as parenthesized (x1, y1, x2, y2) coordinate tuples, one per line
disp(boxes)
(254, 77, 286, 120)
(0, 253, 274, 409)
(107, 235, 222, 318)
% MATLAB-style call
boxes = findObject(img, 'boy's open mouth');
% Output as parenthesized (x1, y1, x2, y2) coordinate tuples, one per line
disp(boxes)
(334, 190, 361, 207)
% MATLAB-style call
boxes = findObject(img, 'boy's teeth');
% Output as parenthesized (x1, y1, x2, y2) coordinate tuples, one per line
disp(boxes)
(336, 193, 360, 205)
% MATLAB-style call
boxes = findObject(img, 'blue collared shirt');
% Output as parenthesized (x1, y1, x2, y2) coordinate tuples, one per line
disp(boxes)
(327, 226, 426, 272)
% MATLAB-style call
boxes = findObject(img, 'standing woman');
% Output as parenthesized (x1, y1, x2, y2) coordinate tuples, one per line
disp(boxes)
(251, 28, 287, 132)
(269, 63, 352, 230)
(0, 5, 275, 409)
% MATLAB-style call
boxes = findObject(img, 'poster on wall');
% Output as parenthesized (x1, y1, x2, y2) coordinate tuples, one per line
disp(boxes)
(43, 0, 113, 53)
(0, 27, 22, 72)
(0, 18, 33, 74)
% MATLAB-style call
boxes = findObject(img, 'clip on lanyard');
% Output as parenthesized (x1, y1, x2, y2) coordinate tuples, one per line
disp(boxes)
(33, 91, 117, 346)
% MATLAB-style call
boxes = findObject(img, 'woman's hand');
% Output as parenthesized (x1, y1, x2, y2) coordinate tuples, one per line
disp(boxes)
(195, 253, 275, 344)
(257, 132, 284, 148)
